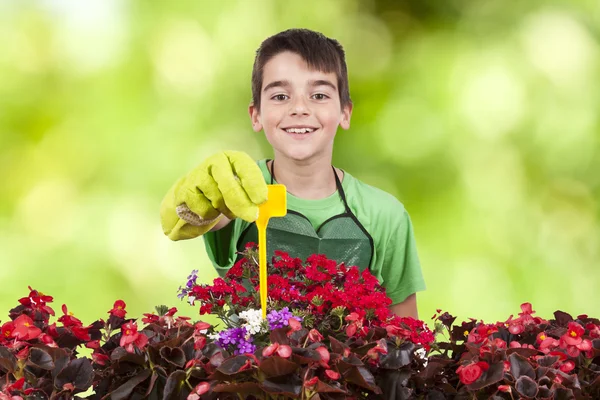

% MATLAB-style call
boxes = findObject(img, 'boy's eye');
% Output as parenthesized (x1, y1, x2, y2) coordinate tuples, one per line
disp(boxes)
(312, 93, 329, 100)
(271, 94, 289, 101)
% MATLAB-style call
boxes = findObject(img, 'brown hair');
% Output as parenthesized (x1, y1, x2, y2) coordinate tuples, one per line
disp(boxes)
(251, 29, 351, 112)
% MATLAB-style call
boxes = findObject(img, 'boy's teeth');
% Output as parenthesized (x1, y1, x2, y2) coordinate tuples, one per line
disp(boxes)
(285, 128, 314, 133)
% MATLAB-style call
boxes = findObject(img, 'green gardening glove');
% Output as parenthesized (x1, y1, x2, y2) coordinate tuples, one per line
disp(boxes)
(160, 151, 268, 241)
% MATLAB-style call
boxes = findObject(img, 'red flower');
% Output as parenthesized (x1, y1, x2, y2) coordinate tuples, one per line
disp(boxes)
(12, 315, 42, 341)
(1, 322, 15, 343)
(187, 382, 210, 400)
(498, 385, 511, 393)
(562, 322, 585, 346)
(315, 346, 330, 368)
(18, 287, 54, 316)
(262, 343, 292, 358)
(142, 314, 159, 324)
(586, 323, 600, 338)
(288, 318, 302, 332)
(457, 361, 489, 385)
(39, 333, 57, 347)
(367, 339, 388, 360)
(325, 369, 340, 380)
(304, 377, 319, 388)
(559, 322, 592, 357)
(92, 352, 109, 366)
(108, 300, 127, 318)
(119, 322, 148, 353)
(57, 305, 83, 327)
(308, 329, 324, 343)
(559, 360, 575, 373)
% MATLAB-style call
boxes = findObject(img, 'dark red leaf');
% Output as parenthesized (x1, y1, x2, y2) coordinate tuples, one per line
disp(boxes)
(213, 382, 262, 395)
(0, 347, 17, 373)
(261, 376, 302, 397)
(28, 348, 54, 370)
(159, 346, 186, 368)
(259, 356, 298, 377)
(216, 355, 253, 375)
(509, 353, 535, 380)
(554, 311, 574, 326)
(107, 369, 152, 400)
(54, 358, 94, 392)
(344, 365, 382, 393)
(162, 370, 187, 400)
(515, 376, 539, 399)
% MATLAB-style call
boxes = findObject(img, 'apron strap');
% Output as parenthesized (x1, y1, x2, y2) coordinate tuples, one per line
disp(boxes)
(269, 160, 352, 214)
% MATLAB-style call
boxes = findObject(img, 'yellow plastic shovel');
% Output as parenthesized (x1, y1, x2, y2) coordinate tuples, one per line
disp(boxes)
(257, 184, 287, 319)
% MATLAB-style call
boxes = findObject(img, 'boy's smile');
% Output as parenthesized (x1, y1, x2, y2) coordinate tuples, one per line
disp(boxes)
(249, 51, 352, 163)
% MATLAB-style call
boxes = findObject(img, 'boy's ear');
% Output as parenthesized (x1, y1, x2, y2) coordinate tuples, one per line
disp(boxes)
(339, 103, 353, 130)
(248, 102, 263, 132)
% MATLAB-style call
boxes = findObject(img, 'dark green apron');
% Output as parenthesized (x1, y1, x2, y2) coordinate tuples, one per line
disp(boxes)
(236, 161, 374, 271)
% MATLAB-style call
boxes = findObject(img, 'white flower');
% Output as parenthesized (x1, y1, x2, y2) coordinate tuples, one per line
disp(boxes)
(239, 309, 265, 335)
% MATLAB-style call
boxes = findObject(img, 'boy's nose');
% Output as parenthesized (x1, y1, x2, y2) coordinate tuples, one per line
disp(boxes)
(289, 97, 310, 116)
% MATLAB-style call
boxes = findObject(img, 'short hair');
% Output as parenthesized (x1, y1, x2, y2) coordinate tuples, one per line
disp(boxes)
(251, 28, 351, 112)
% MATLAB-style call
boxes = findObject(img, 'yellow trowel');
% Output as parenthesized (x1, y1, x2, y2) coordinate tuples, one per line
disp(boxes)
(257, 184, 287, 319)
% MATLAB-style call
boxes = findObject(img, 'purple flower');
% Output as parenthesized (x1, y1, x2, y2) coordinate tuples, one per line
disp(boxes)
(216, 327, 256, 355)
(267, 307, 302, 330)
(177, 269, 199, 299)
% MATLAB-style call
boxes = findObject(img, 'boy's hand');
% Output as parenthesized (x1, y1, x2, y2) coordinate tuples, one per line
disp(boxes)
(160, 151, 267, 240)
(176, 151, 267, 223)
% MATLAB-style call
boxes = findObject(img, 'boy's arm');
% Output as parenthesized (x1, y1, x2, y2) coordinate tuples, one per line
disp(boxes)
(389, 293, 418, 318)
(210, 215, 232, 232)
(376, 208, 426, 318)
(160, 151, 267, 241)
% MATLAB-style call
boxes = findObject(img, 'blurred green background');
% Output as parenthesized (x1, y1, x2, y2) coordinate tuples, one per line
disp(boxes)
(1, 0, 599, 329)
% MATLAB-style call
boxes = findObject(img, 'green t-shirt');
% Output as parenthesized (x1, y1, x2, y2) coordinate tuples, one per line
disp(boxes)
(203, 159, 426, 305)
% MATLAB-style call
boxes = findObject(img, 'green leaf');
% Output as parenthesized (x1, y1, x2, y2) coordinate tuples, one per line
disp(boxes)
(162, 370, 186, 400)
(28, 348, 54, 370)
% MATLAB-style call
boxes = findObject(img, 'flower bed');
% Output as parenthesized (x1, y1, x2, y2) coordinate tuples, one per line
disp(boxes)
(0, 246, 599, 399)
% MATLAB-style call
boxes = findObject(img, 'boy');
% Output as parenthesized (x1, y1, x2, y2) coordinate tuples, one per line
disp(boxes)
(160, 29, 425, 318)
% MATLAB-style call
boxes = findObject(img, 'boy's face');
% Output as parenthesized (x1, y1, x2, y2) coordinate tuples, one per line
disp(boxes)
(249, 51, 352, 163)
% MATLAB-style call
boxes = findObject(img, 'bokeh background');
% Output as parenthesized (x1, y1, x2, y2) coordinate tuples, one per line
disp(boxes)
(1, 0, 599, 329)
